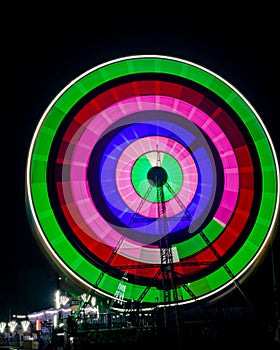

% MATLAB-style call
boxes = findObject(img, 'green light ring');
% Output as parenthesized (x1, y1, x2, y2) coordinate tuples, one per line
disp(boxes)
(131, 151, 184, 202)
(26, 55, 279, 304)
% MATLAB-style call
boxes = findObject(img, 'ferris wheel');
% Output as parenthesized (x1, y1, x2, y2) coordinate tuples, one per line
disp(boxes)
(26, 55, 279, 310)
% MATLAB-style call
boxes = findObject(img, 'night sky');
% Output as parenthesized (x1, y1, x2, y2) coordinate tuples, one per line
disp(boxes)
(1, 6, 279, 323)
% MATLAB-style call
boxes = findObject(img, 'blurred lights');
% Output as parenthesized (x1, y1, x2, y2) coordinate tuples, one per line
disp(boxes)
(53, 314, 58, 328)
(55, 290, 60, 309)
(60, 295, 69, 306)
(13, 314, 27, 319)
(45, 310, 58, 316)
(21, 320, 30, 332)
(55, 290, 70, 308)
(8, 320, 17, 332)
(28, 312, 44, 319)
(36, 318, 41, 331)
(1, 291, 102, 331)
(0, 322, 6, 333)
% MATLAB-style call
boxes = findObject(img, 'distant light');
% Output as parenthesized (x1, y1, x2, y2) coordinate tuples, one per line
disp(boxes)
(8, 320, 17, 332)
(15, 314, 27, 319)
(36, 318, 41, 331)
(55, 290, 60, 309)
(28, 312, 44, 319)
(60, 295, 69, 306)
(81, 293, 90, 303)
(21, 320, 30, 332)
(0, 322, 6, 333)
(46, 310, 58, 315)
(53, 314, 58, 328)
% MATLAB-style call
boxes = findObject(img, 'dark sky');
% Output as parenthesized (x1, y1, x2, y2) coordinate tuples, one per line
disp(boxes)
(1, 7, 279, 322)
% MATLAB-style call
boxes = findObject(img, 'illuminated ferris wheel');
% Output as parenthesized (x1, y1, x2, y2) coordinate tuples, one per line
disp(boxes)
(26, 55, 279, 309)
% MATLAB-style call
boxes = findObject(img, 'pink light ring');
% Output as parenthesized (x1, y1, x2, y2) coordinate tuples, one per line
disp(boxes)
(70, 94, 236, 227)
(68, 95, 238, 260)
(115, 136, 198, 217)
(63, 105, 191, 260)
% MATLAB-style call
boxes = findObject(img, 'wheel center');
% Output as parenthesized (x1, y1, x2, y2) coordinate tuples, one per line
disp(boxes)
(147, 166, 167, 187)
